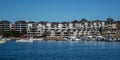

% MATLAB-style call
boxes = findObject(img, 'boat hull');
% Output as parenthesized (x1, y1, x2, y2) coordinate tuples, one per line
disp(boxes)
(16, 39, 33, 43)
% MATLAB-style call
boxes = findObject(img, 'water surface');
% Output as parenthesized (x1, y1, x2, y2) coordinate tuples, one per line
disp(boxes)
(0, 41, 120, 60)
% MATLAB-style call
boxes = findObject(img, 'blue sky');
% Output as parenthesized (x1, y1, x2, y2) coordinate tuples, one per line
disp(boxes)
(0, 0, 120, 22)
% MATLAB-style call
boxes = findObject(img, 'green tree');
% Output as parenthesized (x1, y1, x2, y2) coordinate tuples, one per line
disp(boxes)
(81, 18, 87, 21)
(106, 18, 113, 23)
(42, 32, 48, 38)
(99, 27, 103, 34)
(80, 18, 88, 23)
(3, 31, 11, 37)
(9, 29, 22, 37)
(0, 28, 3, 35)
(71, 20, 78, 23)
(21, 29, 27, 35)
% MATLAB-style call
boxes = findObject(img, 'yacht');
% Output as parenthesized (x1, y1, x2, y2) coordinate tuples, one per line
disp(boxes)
(29, 37, 43, 41)
(86, 35, 94, 41)
(0, 39, 6, 44)
(35, 38, 43, 41)
(96, 35, 105, 41)
(104, 37, 115, 42)
(16, 38, 33, 43)
(115, 38, 120, 42)
(80, 33, 94, 41)
(4, 38, 11, 41)
(64, 36, 80, 41)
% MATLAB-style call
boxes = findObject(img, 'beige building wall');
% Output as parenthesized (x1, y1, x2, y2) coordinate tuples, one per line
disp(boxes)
(112, 24, 117, 29)
(27, 24, 32, 31)
(51, 30, 55, 36)
(58, 23, 62, 28)
(46, 23, 51, 28)
(101, 22, 105, 27)
(69, 23, 73, 29)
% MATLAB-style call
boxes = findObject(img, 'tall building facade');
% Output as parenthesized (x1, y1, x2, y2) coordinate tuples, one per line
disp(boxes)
(0, 20, 11, 31)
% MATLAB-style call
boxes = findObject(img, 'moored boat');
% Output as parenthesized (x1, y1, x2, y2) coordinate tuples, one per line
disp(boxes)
(0, 39, 6, 44)
(35, 38, 43, 41)
(16, 39, 33, 43)
(96, 35, 105, 41)
(64, 36, 80, 41)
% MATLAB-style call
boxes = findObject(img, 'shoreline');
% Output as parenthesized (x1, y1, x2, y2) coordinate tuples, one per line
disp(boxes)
(3, 35, 120, 41)
(10, 36, 120, 41)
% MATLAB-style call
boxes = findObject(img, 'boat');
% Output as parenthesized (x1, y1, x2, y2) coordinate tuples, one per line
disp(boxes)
(96, 35, 105, 41)
(79, 33, 94, 41)
(16, 39, 33, 43)
(29, 37, 43, 41)
(115, 40, 120, 42)
(115, 38, 120, 42)
(0, 36, 7, 44)
(86, 35, 94, 41)
(104, 37, 118, 42)
(4, 38, 11, 41)
(64, 36, 80, 41)
(0, 39, 6, 44)
(35, 38, 43, 41)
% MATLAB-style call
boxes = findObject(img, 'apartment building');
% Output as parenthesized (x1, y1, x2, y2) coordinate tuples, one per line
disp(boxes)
(0, 20, 11, 31)
(14, 21, 27, 33)
(0, 18, 120, 37)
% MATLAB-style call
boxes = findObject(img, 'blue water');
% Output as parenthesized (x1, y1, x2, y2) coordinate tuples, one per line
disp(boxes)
(0, 41, 120, 60)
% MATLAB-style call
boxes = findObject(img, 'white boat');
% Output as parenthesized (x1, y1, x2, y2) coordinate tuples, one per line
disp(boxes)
(64, 36, 80, 41)
(35, 38, 43, 41)
(29, 37, 36, 41)
(0, 39, 6, 44)
(80, 33, 94, 41)
(28, 37, 43, 41)
(96, 35, 105, 41)
(5, 38, 11, 41)
(16, 39, 33, 43)
(75, 38, 81, 41)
